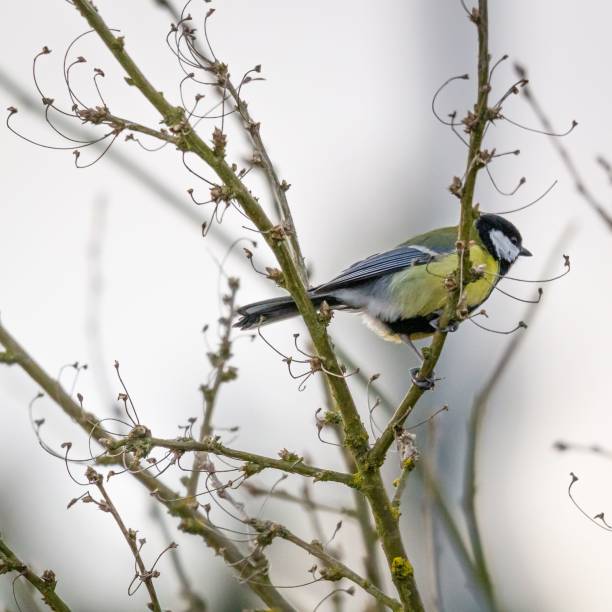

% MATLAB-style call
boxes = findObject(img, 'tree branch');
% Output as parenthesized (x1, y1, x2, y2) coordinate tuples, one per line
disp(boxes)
(149, 502, 207, 612)
(0, 536, 71, 612)
(133, 436, 355, 485)
(154, 0, 308, 282)
(368, 0, 490, 465)
(68, 2, 423, 607)
(0, 320, 296, 611)
(86, 468, 163, 612)
(515, 64, 612, 230)
(186, 278, 238, 498)
(250, 519, 402, 611)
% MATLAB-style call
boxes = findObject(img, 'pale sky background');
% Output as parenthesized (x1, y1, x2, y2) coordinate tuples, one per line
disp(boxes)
(1, 1, 612, 611)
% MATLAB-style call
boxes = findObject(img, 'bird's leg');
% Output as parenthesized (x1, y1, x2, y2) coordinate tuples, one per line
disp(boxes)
(401, 335, 436, 390)
(405, 335, 423, 360)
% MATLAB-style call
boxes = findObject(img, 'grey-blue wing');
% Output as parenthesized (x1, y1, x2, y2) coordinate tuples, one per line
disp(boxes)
(311, 244, 443, 295)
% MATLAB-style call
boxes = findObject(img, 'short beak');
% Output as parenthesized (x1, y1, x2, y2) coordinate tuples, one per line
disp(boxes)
(519, 245, 532, 257)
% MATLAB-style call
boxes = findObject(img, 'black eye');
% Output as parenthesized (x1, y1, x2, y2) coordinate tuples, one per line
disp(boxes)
(510, 237, 518, 245)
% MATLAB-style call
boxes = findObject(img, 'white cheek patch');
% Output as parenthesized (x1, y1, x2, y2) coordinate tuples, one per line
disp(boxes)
(489, 229, 520, 262)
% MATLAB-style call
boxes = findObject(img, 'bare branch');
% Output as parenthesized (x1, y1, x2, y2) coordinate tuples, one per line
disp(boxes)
(0, 320, 296, 612)
(0, 536, 71, 612)
(85, 468, 163, 612)
(515, 63, 612, 230)
(249, 519, 402, 611)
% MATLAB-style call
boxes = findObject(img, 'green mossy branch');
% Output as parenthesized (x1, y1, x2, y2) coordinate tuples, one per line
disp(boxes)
(250, 519, 402, 611)
(0, 536, 71, 612)
(115, 435, 355, 486)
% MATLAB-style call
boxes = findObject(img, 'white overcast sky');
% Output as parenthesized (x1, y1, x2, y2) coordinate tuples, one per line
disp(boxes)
(1, 2, 612, 611)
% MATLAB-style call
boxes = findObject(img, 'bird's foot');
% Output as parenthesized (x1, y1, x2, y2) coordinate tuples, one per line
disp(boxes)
(410, 367, 436, 390)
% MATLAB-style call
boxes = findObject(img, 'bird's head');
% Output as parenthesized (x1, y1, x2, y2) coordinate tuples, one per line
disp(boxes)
(475, 213, 531, 273)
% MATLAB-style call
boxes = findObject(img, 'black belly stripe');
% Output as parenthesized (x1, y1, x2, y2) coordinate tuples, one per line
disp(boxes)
(385, 316, 438, 337)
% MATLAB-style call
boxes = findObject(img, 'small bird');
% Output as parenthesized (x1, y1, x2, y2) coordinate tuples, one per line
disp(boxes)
(235, 213, 531, 386)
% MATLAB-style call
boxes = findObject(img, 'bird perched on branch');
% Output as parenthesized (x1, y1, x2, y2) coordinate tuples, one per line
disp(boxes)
(235, 213, 531, 388)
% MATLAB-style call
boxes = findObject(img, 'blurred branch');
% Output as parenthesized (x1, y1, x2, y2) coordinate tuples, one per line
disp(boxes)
(301, 486, 344, 612)
(463, 225, 575, 611)
(150, 502, 207, 612)
(243, 482, 358, 518)
(515, 64, 612, 230)
(186, 278, 239, 498)
(86, 468, 163, 612)
(554, 441, 612, 459)
(422, 423, 441, 612)
(317, 367, 385, 607)
(0, 535, 71, 612)
(420, 459, 475, 586)
(0, 321, 295, 611)
(249, 519, 402, 611)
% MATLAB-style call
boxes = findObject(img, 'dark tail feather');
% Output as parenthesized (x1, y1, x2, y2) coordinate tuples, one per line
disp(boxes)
(234, 294, 335, 330)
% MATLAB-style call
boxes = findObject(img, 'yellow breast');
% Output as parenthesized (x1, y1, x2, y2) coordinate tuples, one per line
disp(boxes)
(388, 244, 499, 320)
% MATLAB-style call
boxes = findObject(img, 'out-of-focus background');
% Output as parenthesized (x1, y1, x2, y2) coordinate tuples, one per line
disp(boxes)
(1, 1, 611, 611)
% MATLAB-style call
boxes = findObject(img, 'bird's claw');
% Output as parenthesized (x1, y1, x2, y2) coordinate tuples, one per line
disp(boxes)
(410, 367, 436, 390)
(430, 319, 459, 334)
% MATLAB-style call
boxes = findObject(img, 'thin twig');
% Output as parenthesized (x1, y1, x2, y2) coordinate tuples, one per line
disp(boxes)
(86, 468, 163, 612)
(391, 460, 415, 516)
(154, 0, 308, 282)
(187, 278, 239, 498)
(150, 502, 207, 612)
(515, 64, 612, 230)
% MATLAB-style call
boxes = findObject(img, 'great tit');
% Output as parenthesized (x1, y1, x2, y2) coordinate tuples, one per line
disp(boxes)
(235, 213, 531, 355)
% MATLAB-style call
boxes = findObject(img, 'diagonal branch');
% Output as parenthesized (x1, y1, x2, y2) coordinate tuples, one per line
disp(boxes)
(249, 519, 402, 611)
(515, 64, 612, 231)
(86, 468, 163, 612)
(0, 535, 71, 612)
